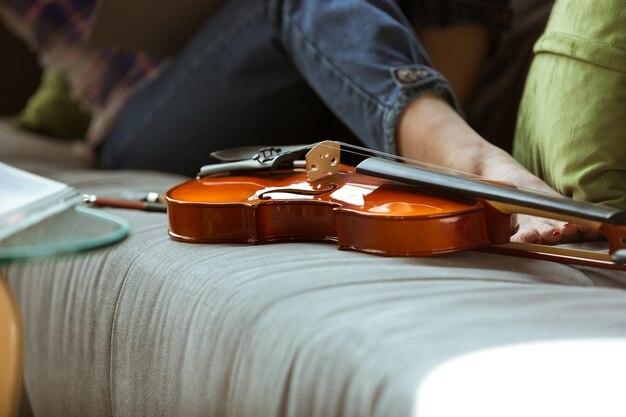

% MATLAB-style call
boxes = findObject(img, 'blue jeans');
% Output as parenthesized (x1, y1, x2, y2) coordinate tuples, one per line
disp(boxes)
(99, 0, 502, 176)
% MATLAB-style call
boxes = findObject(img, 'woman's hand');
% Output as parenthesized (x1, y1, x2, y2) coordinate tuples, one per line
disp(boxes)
(477, 147, 603, 243)
(397, 94, 602, 244)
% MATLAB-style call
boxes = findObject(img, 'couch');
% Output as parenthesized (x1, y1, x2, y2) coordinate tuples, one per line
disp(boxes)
(2, 119, 626, 417)
(3, 0, 626, 414)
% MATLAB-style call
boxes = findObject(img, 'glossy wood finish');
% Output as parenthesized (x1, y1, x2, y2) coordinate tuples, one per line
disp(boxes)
(166, 165, 513, 256)
(0, 275, 22, 417)
(357, 156, 626, 266)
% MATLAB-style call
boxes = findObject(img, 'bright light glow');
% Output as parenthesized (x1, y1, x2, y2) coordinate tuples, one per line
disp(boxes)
(416, 339, 626, 417)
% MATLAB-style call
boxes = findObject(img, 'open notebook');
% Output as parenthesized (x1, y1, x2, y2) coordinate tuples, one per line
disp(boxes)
(0, 163, 80, 240)
(0, 163, 129, 260)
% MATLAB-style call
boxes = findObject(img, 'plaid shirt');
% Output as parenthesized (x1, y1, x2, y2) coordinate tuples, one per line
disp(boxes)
(4, 0, 165, 108)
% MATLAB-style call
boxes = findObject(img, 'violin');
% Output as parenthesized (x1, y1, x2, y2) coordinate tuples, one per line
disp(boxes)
(165, 141, 626, 269)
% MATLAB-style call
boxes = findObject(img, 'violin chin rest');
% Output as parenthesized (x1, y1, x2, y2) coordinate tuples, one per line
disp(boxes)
(611, 249, 626, 265)
(210, 145, 307, 163)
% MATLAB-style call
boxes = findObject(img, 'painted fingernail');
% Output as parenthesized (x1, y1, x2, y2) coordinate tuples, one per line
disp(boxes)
(552, 231, 561, 237)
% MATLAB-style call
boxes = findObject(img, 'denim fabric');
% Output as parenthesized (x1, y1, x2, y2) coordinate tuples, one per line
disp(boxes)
(99, 0, 499, 176)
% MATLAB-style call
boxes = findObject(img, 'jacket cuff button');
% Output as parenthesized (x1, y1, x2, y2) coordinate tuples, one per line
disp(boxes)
(396, 68, 418, 83)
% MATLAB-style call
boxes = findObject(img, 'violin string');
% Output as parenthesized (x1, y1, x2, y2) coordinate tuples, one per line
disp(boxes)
(316, 140, 483, 179)
(314, 140, 570, 199)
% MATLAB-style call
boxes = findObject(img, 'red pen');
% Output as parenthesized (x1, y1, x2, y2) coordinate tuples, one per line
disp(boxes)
(83, 194, 167, 213)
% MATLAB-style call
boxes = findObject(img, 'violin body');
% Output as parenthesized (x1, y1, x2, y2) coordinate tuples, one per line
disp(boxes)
(165, 165, 512, 256)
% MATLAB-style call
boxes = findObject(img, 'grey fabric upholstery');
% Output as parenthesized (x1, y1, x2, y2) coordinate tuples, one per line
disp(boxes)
(2, 121, 626, 417)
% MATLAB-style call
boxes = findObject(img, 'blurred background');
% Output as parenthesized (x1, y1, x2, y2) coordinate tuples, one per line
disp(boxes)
(0, 24, 40, 116)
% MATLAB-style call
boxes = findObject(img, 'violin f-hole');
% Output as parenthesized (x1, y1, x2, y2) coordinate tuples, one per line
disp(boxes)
(258, 184, 338, 200)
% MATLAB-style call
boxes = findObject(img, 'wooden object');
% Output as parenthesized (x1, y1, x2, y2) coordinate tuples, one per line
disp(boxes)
(0, 275, 22, 417)
(166, 165, 513, 256)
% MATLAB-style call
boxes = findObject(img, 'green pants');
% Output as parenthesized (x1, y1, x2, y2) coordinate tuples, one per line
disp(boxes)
(514, 0, 626, 210)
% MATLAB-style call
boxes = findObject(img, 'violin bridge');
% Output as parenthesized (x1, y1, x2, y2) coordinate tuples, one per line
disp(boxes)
(305, 141, 340, 183)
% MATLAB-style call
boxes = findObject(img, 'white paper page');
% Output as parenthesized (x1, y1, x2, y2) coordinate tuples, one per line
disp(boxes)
(0, 163, 78, 240)
(0, 163, 70, 215)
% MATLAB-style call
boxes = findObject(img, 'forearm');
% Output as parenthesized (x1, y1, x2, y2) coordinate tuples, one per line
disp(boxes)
(397, 93, 496, 175)
(397, 23, 493, 172)
(396, 92, 598, 244)
(396, 91, 558, 212)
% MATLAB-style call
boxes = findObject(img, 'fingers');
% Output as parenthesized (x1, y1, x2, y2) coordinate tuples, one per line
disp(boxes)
(512, 215, 566, 244)
(476, 148, 607, 245)
(553, 222, 580, 242)
(511, 215, 604, 244)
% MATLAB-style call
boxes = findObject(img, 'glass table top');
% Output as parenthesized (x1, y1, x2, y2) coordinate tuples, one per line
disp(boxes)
(0, 205, 129, 262)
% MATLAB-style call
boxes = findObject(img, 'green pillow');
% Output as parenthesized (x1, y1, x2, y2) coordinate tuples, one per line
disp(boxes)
(12, 71, 91, 139)
(514, 0, 626, 211)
